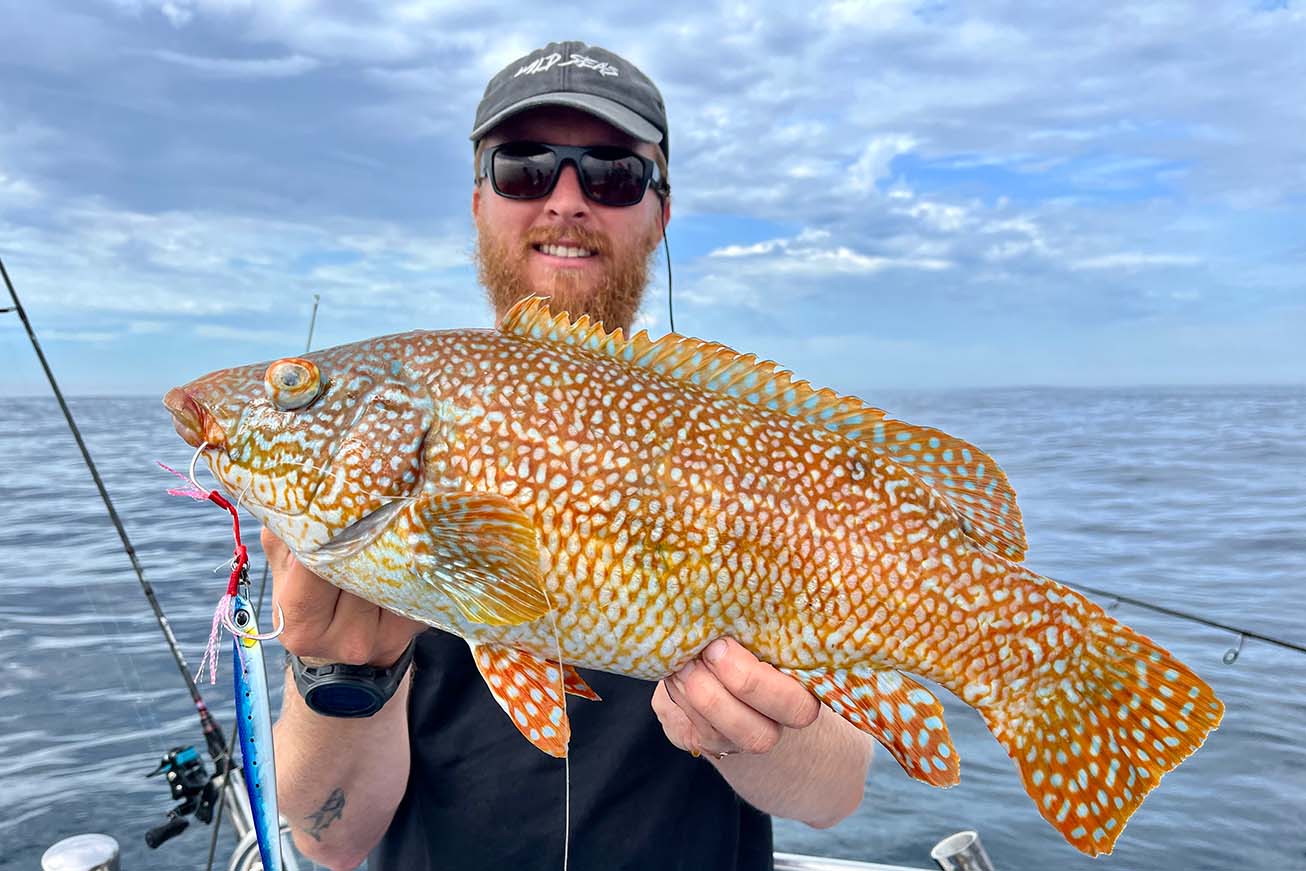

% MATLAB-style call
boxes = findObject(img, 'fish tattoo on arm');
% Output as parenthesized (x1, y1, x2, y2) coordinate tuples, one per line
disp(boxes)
(304, 787, 346, 841)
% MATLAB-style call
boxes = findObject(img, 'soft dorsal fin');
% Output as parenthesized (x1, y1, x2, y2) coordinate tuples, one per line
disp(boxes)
(858, 418, 1026, 560)
(500, 297, 1026, 560)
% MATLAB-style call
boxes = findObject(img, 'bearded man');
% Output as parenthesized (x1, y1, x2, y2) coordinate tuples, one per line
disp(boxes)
(268, 41, 874, 871)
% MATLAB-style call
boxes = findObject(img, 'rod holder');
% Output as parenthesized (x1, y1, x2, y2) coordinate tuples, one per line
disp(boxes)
(930, 830, 995, 871)
(41, 834, 121, 871)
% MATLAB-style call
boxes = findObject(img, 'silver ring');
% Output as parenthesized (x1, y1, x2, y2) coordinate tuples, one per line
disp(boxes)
(714, 750, 736, 760)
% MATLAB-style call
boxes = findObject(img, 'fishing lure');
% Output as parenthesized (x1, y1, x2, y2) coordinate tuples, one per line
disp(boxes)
(163, 456, 284, 871)
(222, 575, 283, 871)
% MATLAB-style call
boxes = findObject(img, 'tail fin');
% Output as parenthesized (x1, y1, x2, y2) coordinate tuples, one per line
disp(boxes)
(978, 582, 1224, 856)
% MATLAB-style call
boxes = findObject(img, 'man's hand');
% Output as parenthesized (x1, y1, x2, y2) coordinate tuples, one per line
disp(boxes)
(652, 638, 822, 758)
(262, 527, 425, 668)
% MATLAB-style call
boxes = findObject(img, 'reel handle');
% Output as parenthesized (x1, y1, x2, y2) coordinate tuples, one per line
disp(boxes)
(145, 815, 189, 849)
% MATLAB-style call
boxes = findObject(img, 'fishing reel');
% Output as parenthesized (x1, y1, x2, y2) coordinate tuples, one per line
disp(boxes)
(144, 745, 221, 848)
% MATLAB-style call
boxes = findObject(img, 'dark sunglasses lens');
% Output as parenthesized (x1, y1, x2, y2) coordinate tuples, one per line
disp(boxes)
(492, 143, 558, 198)
(580, 148, 649, 206)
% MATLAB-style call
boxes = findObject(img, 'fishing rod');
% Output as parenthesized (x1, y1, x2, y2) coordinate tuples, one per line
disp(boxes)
(1055, 577, 1306, 663)
(0, 256, 245, 852)
(1, 256, 229, 762)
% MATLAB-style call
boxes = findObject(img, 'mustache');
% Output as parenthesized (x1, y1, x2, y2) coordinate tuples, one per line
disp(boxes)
(525, 225, 611, 256)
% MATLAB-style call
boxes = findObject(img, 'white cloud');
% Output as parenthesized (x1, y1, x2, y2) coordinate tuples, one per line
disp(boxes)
(849, 135, 918, 194)
(1072, 253, 1202, 270)
(774, 246, 952, 275)
(902, 200, 969, 232)
(825, 0, 917, 31)
(696, 230, 952, 313)
(129, 321, 168, 334)
(708, 240, 784, 258)
(150, 50, 320, 78)
(195, 324, 300, 343)
(0, 170, 42, 207)
(0, 195, 475, 321)
(40, 329, 119, 343)
(159, 1, 193, 27)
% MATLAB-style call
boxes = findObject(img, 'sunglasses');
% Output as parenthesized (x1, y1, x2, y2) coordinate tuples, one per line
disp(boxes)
(480, 141, 667, 207)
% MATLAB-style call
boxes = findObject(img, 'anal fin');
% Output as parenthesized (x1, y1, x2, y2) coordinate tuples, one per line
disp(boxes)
(470, 642, 571, 757)
(782, 665, 960, 787)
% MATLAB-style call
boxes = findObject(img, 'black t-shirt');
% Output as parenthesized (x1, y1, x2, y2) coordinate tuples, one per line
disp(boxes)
(369, 629, 774, 871)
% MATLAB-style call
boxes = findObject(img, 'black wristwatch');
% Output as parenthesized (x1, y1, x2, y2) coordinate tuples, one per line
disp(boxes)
(288, 639, 416, 718)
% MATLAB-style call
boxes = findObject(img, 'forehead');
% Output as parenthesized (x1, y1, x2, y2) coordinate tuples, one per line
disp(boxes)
(483, 106, 652, 154)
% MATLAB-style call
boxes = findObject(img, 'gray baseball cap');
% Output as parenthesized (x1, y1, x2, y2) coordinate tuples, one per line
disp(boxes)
(471, 42, 669, 157)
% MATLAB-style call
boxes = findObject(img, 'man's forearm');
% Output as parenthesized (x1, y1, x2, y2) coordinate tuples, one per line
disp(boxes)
(713, 706, 874, 828)
(274, 666, 413, 870)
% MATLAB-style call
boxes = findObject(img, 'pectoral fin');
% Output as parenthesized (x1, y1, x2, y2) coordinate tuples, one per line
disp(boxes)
(404, 492, 550, 627)
(781, 665, 960, 787)
(470, 642, 572, 757)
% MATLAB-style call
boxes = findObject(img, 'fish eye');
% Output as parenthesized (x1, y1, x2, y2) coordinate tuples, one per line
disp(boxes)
(265, 358, 323, 411)
(235, 609, 249, 627)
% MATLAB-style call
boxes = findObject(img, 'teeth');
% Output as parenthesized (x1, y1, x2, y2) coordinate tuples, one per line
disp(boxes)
(539, 244, 595, 258)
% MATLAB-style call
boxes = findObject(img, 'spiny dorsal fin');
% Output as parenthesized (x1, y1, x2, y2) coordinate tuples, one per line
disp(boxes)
(500, 297, 1027, 560)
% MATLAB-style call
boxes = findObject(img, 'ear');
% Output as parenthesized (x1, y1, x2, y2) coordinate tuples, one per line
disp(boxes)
(472, 182, 482, 219)
(660, 193, 672, 229)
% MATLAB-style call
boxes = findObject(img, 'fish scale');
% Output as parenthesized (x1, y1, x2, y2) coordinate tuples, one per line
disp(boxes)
(164, 297, 1222, 856)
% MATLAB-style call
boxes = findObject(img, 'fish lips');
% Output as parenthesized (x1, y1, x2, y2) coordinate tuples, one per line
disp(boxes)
(163, 387, 227, 449)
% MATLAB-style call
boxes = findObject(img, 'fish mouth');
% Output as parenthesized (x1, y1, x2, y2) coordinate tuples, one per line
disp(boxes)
(163, 387, 226, 449)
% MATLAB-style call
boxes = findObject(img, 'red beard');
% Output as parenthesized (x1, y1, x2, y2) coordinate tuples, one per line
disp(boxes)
(475, 217, 662, 332)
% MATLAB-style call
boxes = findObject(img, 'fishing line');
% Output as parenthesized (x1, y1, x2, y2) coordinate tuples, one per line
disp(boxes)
(205, 691, 244, 871)
(1052, 576, 1306, 660)
(659, 193, 674, 334)
(178, 459, 284, 666)
(224, 481, 285, 639)
(540, 588, 572, 871)
(204, 775, 229, 871)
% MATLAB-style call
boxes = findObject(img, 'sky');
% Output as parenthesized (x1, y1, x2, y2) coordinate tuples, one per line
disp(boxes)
(1, 0, 1304, 396)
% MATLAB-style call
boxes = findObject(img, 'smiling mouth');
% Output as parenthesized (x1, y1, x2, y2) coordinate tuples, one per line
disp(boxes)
(534, 243, 596, 259)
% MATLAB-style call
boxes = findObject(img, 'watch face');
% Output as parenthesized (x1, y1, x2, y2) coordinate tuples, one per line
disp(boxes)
(306, 682, 385, 718)
(293, 642, 414, 718)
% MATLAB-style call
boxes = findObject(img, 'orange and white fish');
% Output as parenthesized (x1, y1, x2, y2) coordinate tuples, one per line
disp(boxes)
(163, 297, 1222, 855)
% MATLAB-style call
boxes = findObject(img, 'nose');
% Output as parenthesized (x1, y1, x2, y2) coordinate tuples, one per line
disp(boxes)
(543, 162, 590, 220)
